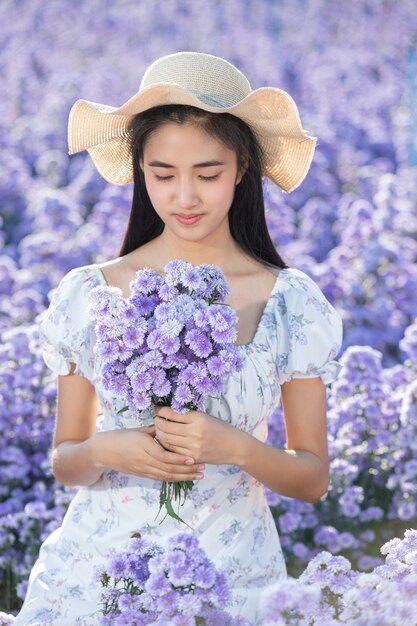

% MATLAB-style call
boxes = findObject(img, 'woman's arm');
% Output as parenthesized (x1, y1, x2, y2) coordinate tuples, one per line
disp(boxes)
(234, 377, 329, 502)
(51, 367, 205, 487)
(154, 377, 329, 503)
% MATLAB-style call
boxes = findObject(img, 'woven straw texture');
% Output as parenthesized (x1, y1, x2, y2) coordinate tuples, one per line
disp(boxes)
(68, 52, 316, 192)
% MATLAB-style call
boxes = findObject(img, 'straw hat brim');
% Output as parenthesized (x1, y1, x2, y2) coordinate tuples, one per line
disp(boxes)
(68, 83, 316, 193)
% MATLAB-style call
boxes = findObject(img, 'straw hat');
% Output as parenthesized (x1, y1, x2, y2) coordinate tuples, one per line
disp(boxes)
(68, 51, 316, 193)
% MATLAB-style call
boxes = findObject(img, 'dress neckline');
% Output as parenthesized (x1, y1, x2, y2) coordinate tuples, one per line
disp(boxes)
(91, 264, 289, 349)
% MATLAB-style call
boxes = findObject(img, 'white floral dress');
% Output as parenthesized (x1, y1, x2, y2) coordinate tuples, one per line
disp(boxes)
(16, 264, 343, 626)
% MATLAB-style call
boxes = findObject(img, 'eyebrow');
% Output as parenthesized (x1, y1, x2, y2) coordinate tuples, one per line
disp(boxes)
(148, 160, 225, 168)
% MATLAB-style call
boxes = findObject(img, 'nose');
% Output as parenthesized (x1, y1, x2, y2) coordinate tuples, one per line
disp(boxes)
(175, 176, 199, 210)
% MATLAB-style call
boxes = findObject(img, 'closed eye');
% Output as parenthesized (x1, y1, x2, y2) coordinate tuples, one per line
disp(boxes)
(154, 174, 220, 182)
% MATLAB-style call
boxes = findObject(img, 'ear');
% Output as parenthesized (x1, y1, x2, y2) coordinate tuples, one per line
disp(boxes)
(139, 158, 144, 172)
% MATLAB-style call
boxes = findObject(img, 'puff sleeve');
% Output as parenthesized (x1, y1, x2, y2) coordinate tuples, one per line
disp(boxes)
(37, 266, 98, 379)
(274, 268, 343, 385)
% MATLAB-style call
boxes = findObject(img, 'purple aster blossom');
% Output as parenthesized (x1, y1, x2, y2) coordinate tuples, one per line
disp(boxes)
(193, 306, 211, 331)
(198, 264, 230, 301)
(173, 385, 193, 406)
(159, 318, 183, 339)
(159, 335, 180, 355)
(163, 352, 189, 370)
(88, 285, 122, 316)
(177, 365, 200, 387)
(206, 354, 229, 376)
(194, 563, 216, 589)
(175, 293, 199, 322)
(152, 379, 171, 399)
(109, 374, 130, 396)
(167, 564, 194, 587)
(108, 553, 128, 578)
(117, 342, 134, 361)
(168, 533, 200, 552)
(122, 322, 147, 348)
(96, 321, 113, 339)
(149, 367, 167, 386)
(158, 282, 179, 302)
(207, 305, 237, 331)
(96, 338, 121, 362)
(182, 266, 203, 291)
(165, 549, 187, 569)
(153, 590, 179, 616)
(130, 293, 157, 316)
(164, 259, 186, 285)
(185, 328, 213, 358)
(125, 554, 149, 585)
(101, 360, 125, 377)
(145, 573, 172, 596)
(129, 390, 152, 412)
(125, 357, 147, 379)
(198, 375, 218, 395)
(154, 302, 177, 321)
(210, 327, 237, 344)
(141, 350, 164, 368)
(170, 398, 190, 414)
(130, 370, 153, 393)
(147, 554, 167, 576)
(147, 329, 162, 350)
(130, 268, 162, 295)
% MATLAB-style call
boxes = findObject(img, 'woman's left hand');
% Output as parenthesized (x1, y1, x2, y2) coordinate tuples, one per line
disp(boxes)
(154, 406, 245, 465)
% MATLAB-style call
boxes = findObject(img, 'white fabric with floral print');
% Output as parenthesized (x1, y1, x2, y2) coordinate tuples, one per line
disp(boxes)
(16, 264, 343, 626)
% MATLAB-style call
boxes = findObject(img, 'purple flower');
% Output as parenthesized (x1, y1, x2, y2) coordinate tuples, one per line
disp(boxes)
(158, 283, 179, 302)
(154, 302, 176, 321)
(123, 325, 147, 348)
(131, 268, 162, 295)
(130, 370, 153, 393)
(185, 328, 212, 358)
(173, 385, 193, 405)
(206, 354, 229, 376)
(96, 338, 120, 362)
(159, 335, 180, 355)
(182, 267, 203, 291)
(108, 553, 128, 578)
(159, 318, 183, 338)
(152, 379, 172, 398)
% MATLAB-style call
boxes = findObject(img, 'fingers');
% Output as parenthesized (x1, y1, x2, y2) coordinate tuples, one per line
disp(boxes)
(139, 425, 157, 435)
(154, 428, 185, 451)
(143, 449, 205, 482)
(154, 416, 188, 436)
(154, 406, 192, 423)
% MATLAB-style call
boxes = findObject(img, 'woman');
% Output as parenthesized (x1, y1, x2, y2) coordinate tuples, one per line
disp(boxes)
(16, 51, 343, 625)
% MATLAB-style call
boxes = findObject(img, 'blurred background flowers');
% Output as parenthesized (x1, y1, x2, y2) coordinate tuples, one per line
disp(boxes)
(1, 0, 417, 614)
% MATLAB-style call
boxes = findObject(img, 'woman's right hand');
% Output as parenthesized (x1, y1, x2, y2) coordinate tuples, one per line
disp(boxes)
(90, 425, 205, 482)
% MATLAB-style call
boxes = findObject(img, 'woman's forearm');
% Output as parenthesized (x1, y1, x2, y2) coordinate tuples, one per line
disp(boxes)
(232, 431, 329, 503)
(51, 436, 104, 487)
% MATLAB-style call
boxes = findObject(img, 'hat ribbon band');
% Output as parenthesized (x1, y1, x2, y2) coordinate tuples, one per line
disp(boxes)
(186, 89, 231, 108)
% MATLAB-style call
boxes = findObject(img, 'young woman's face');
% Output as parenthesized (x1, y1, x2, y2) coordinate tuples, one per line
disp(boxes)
(140, 122, 243, 243)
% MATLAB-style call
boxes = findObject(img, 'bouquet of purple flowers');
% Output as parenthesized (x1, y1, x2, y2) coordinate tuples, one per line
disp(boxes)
(96, 531, 250, 626)
(88, 260, 243, 524)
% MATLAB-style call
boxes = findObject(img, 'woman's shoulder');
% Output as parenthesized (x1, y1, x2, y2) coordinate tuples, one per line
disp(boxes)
(273, 267, 337, 315)
(275, 266, 324, 294)
(267, 266, 343, 341)
(265, 267, 344, 385)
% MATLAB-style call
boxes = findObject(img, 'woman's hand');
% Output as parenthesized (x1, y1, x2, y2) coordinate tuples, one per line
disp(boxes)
(91, 425, 205, 482)
(154, 406, 246, 465)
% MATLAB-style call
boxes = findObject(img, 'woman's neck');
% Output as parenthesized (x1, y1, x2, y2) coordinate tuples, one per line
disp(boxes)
(143, 228, 244, 273)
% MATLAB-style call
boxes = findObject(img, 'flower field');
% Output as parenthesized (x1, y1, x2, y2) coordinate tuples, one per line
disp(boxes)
(1, 0, 417, 620)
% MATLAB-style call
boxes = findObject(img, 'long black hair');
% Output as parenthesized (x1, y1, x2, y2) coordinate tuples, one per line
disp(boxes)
(118, 104, 288, 270)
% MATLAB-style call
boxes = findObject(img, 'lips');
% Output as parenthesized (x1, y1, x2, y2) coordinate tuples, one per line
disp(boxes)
(174, 214, 204, 225)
